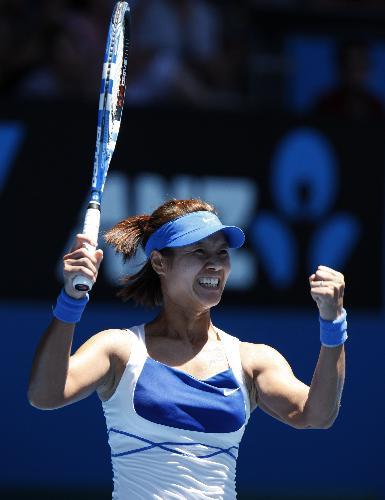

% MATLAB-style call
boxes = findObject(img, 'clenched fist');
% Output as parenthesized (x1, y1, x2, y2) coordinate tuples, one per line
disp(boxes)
(63, 234, 104, 299)
(309, 265, 345, 321)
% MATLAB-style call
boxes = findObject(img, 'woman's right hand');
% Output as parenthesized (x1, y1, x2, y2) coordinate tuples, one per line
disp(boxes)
(63, 234, 104, 299)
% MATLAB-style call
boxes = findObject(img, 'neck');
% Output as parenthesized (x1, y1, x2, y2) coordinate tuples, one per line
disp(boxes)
(147, 302, 218, 345)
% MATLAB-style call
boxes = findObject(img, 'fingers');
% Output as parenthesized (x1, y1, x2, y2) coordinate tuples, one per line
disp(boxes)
(95, 248, 104, 265)
(309, 265, 345, 307)
(309, 265, 345, 285)
(64, 255, 99, 279)
(69, 234, 98, 253)
(310, 280, 344, 299)
(63, 239, 104, 286)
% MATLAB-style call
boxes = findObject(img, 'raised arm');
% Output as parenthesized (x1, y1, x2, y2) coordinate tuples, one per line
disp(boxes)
(28, 235, 111, 409)
(242, 265, 346, 429)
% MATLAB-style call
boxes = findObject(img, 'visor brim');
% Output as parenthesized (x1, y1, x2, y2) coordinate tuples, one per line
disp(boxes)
(167, 225, 245, 249)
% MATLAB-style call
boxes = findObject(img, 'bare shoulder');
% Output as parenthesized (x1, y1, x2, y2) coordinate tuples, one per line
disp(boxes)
(71, 328, 137, 402)
(239, 341, 292, 379)
(73, 328, 135, 364)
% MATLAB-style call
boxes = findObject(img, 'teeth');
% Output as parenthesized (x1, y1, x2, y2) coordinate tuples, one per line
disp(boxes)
(199, 278, 219, 287)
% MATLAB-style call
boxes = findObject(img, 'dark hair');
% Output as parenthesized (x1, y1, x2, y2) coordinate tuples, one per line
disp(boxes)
(104, 199, 216, 307)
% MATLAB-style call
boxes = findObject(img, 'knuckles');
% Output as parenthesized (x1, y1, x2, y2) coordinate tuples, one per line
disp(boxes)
(63, 257, 97, 276)
(64, 251, 96, 265)
(62, 239, 100, 290)
(309, 267, 345, 310)
(310, 267, 345, 284)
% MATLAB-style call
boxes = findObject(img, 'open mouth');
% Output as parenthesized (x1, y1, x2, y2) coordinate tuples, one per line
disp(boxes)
(198, 277, 220, 289)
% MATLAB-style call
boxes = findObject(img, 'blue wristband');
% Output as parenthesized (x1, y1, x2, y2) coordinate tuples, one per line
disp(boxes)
(52, 288, 89, 324)
(319, 308, 348, 347)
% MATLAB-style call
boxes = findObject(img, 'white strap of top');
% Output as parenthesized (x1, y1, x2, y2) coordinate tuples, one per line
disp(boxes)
(217, 328, 252, 417)
(126, 325, 148, 368)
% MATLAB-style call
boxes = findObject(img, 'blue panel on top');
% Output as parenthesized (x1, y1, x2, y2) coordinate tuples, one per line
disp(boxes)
(134, 358, 246, 433)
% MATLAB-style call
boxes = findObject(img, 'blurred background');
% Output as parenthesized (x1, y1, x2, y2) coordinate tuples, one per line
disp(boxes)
(1, 0, 384, 498)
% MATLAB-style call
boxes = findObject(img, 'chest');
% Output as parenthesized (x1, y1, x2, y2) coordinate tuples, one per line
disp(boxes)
(146, 337, 229, 381)
(133, 357, 246, 433)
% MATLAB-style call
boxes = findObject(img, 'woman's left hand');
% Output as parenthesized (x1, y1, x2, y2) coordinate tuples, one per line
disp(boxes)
(309, 265, 345, 321)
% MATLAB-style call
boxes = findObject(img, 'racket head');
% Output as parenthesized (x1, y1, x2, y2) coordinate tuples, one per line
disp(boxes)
(91, 1, 130, 204)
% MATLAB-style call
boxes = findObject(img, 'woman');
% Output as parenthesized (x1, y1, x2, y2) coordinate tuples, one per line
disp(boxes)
(28, 198, 347, 499)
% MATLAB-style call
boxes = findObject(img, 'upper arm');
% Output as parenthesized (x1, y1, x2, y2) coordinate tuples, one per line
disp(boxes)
(63, 329, 132, 406)
(242, 342, 310, 428)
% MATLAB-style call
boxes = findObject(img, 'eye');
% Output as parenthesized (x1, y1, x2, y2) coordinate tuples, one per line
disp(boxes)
(194, 248, 205, 254)
(219, 249, 229, 255)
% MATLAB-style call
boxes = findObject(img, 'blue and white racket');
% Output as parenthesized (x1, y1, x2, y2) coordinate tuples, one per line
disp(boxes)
(73, 1, 130, 292)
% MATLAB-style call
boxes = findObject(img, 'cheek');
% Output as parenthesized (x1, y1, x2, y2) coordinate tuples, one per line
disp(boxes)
(223, 258, 231, 277)
(166, 261, 198, 288)
(176, 257, 201, 273)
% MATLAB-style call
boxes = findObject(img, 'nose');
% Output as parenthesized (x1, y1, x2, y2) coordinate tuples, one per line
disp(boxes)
(205, 255, 224, 272)
(206, 263, 221, 272)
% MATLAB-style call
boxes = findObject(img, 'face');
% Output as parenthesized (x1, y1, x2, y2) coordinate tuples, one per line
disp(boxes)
(156, 232, 231, 311)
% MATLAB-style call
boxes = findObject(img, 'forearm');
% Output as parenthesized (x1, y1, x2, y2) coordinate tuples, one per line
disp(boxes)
(302, 345, 345, 428)
(257, 266, 347, 429)
(28, 318, 75, 409)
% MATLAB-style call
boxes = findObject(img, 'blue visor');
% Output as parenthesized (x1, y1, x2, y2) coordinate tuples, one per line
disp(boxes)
(144, 211, 245, 257)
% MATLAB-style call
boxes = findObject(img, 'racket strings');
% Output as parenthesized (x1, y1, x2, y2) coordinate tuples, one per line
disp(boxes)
(92, 2, 130, 198)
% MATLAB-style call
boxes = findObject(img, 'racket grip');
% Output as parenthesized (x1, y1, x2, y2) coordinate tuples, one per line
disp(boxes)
(72, 204, 101, 292)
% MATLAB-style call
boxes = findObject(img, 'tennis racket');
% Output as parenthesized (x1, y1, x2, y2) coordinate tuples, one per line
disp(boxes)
(73, 1, 130, 292)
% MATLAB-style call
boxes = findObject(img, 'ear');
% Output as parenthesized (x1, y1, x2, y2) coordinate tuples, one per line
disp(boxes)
(150, 250, 167, 276)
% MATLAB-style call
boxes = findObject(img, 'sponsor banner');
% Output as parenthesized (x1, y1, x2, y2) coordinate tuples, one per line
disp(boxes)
(0, 103, 383, 308)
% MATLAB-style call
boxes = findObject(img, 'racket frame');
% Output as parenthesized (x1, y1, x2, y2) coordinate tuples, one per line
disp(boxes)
(73, 1, 130, 292)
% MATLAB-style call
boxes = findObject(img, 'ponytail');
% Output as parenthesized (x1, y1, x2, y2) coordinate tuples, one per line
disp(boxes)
(104, 214, 151, 262)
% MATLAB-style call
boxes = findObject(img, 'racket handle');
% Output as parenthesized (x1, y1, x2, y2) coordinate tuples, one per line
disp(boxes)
(72, 204, 101, 292)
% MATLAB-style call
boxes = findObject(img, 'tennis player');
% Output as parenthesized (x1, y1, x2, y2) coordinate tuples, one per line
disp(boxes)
(28, 198, 347, 499)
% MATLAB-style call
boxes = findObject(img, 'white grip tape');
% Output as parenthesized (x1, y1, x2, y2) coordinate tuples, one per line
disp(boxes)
(72, 208, 101, 292)
(82, 207, 101, 244)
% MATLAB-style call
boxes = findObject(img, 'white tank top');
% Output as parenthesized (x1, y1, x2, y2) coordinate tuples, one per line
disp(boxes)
(102, 324, 253, 499)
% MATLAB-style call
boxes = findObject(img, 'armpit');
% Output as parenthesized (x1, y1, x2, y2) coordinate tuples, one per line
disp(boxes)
(244, 369, 258, 413)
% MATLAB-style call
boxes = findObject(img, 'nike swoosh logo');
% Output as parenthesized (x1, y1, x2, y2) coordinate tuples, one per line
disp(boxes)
(223, 388, 240, 396)
(202, 217, 216, 223)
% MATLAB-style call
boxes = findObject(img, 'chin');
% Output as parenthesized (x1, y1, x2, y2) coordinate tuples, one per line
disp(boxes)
(195, 289, 223, 309)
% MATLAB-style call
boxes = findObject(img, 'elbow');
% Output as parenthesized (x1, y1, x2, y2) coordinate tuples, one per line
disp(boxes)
(317, 411, 339, 429)
(308, 418, 335, 430)
(312, 419, 336, 430)
(27, 385, 62, 410)
(316, 404, 341, 429)
(27, 392, 53, 410)
(28, 395, 61, 410)
(298, 408, 340, 430)
(291, 418, 335, 430)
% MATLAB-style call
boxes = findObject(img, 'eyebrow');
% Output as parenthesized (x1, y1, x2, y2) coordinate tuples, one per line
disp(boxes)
(189, 241, 229, 249)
